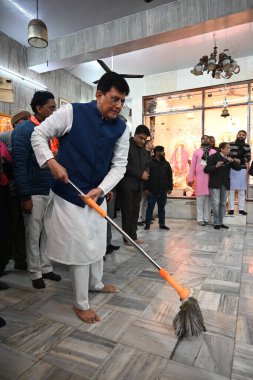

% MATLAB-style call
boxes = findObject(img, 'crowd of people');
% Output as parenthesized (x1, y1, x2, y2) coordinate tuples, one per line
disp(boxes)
(0, 71, 251, 327)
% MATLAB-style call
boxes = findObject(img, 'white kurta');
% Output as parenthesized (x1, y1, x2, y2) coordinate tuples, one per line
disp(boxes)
(31, 103, 129, 265)
(230, 168, 247, 190)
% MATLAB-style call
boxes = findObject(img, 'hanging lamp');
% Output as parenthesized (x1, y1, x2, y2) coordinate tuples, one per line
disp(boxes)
(221, 80, 230, 118)
(28, 0, 48, 48)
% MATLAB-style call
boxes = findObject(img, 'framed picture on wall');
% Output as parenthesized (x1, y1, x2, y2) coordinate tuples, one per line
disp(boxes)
(0, 113, 12, 132)
(59, 98, 69, 107)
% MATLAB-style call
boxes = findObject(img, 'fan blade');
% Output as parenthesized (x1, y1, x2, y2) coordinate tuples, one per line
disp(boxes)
(144, 0, 154, 2)
(93, 80, 99, 84)
(121, 74, 144, 79)
(97, 60, 111, 73)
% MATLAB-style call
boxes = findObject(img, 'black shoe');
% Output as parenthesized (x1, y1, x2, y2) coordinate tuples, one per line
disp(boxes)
(219, 224, 229, 229)
(0, 280, 9, 290)
(42, 272, 61, 281)
(144, 224, 150, 230)
(159, 225, 170, 230)
(0, 317, 6, 328)
(103, 256, 106, 261)
(137, 222, 144, 226)
(106, 245, 114, 255)
(239, 210, 247, 215)
(0, 269, 5, 277)
(214, 225, 220, 230)
(228, 210, 234, 215)
(32, 278, 46, 289)
(108, 244, 120, 251)
(14, 262, 27, 270)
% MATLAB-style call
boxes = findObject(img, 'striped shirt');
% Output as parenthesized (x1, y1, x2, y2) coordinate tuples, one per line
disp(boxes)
(230, 142, 251, 169)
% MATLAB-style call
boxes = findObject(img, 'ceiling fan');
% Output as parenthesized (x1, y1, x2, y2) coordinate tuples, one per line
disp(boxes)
(93, 59, 144, 84)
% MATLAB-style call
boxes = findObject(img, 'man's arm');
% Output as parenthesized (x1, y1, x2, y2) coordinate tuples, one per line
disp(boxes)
(96, 126, 130, 196)
(31, 104, 73, 183)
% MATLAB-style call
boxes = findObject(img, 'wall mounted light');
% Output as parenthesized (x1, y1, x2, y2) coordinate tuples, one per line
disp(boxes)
(0, 65, 47, 89)
(28, 0, 48, 48)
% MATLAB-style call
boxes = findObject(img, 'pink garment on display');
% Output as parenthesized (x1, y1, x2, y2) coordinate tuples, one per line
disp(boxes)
(188, 148, 216, 196)
(171, 144, 189, 174)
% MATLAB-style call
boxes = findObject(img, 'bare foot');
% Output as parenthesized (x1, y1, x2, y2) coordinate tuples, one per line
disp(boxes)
(99, 284, 120, 293)
(73, 306, 101, 323)
(135, 239, 143, 244)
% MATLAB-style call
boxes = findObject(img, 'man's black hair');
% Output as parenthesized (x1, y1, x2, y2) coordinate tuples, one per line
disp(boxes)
(154, 145, 164, 153)
(30, 91, 55, 114)
(219, 142, 229, 150)
(97, 72, 130, 96)
(134, 124, 150, 137)
(237, 130, 247, 135)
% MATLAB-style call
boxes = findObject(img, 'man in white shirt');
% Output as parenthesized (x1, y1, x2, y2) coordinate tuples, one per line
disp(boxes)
(31, 72, 130, 323)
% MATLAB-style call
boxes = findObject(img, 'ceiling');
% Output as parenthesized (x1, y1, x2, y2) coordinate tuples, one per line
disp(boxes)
(0, 0, 174, 46)
(1, 1, 253, 86)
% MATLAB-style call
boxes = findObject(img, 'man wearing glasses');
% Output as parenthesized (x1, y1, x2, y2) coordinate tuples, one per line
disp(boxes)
(31, 72, 130, 324)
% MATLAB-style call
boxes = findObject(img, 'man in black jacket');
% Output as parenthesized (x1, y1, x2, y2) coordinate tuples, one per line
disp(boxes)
(204, 142, 241, 230)
(144, 146, 173, 231)
(117, 125, 150, 244)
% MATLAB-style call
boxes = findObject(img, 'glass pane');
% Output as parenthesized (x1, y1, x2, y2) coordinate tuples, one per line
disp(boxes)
(143, 90, 202, 115)
(144, 111, 202, 196)
(204, 105, 248, 145)
(248, 104, 253, 199)
(205, 83, 249, 108)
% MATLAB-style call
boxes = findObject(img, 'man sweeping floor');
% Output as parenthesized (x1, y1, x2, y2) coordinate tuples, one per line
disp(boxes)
(31, 72, 130, 323)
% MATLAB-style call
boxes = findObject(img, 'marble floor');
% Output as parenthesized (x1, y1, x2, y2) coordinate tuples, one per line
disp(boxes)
(0, 218, 253, 380)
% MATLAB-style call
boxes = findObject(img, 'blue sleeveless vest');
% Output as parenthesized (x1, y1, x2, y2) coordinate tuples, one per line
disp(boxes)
(51, 101, 126, 207)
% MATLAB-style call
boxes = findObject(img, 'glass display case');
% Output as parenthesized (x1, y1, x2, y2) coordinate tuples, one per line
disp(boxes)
(143, 80, 253, 198)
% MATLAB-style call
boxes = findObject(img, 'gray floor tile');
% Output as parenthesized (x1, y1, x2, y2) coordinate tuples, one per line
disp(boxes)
(93, 344, 168, 380)
(232, 342, 253, 380)
(160, 359, 230, 380)
(119, 319, 178, 358)
(0, 343, 38, 380)
(43, 330, 116, 378)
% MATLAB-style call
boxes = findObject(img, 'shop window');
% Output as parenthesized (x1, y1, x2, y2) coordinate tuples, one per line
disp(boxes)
(144, 111, 202, 196)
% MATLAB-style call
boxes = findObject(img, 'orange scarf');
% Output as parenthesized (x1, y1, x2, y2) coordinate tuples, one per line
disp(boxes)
(30, 115, 59, 157)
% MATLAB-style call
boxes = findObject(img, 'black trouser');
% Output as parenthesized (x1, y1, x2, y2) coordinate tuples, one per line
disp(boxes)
(8, 191, 26, 265)
(106, 191, 116, 246)
(118, 190, 142, 241)
(0, 186, 12, 272)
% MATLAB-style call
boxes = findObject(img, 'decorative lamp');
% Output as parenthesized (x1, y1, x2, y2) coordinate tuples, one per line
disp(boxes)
(28, 0, 48, 48)
(191, 34, 240, 80)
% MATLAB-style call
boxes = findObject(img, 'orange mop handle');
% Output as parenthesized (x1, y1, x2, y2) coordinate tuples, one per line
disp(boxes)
(67, 179, 107, 218)
(81, 195, 107, 218)
(159, 268, 190, 301)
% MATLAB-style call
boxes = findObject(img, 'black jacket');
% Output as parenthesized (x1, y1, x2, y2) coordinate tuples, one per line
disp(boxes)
(145, 157, 173, 194)
(118, 137, 149, 191)
(204, 152, 241, 190)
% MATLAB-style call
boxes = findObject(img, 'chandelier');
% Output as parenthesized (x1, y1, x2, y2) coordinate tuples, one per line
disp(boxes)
(190, 34, 240, 79)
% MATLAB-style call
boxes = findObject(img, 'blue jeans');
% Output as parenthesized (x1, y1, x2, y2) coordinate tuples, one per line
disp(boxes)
(210, 186, 228, 226)
(145, 192, 167, 226)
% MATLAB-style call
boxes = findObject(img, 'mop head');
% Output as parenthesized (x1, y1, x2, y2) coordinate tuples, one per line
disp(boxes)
(173, 295, 206, 337)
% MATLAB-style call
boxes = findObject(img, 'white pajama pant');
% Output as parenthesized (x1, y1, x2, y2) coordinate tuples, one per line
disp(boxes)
(69, 258, 104, 310)
(23, 195, 53, 280)
(229, 190, 246, 211)
(196, 195, 211, 222)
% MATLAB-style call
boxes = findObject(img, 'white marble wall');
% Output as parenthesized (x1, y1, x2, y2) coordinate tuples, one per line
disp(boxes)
(0, 33, 93, 115)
